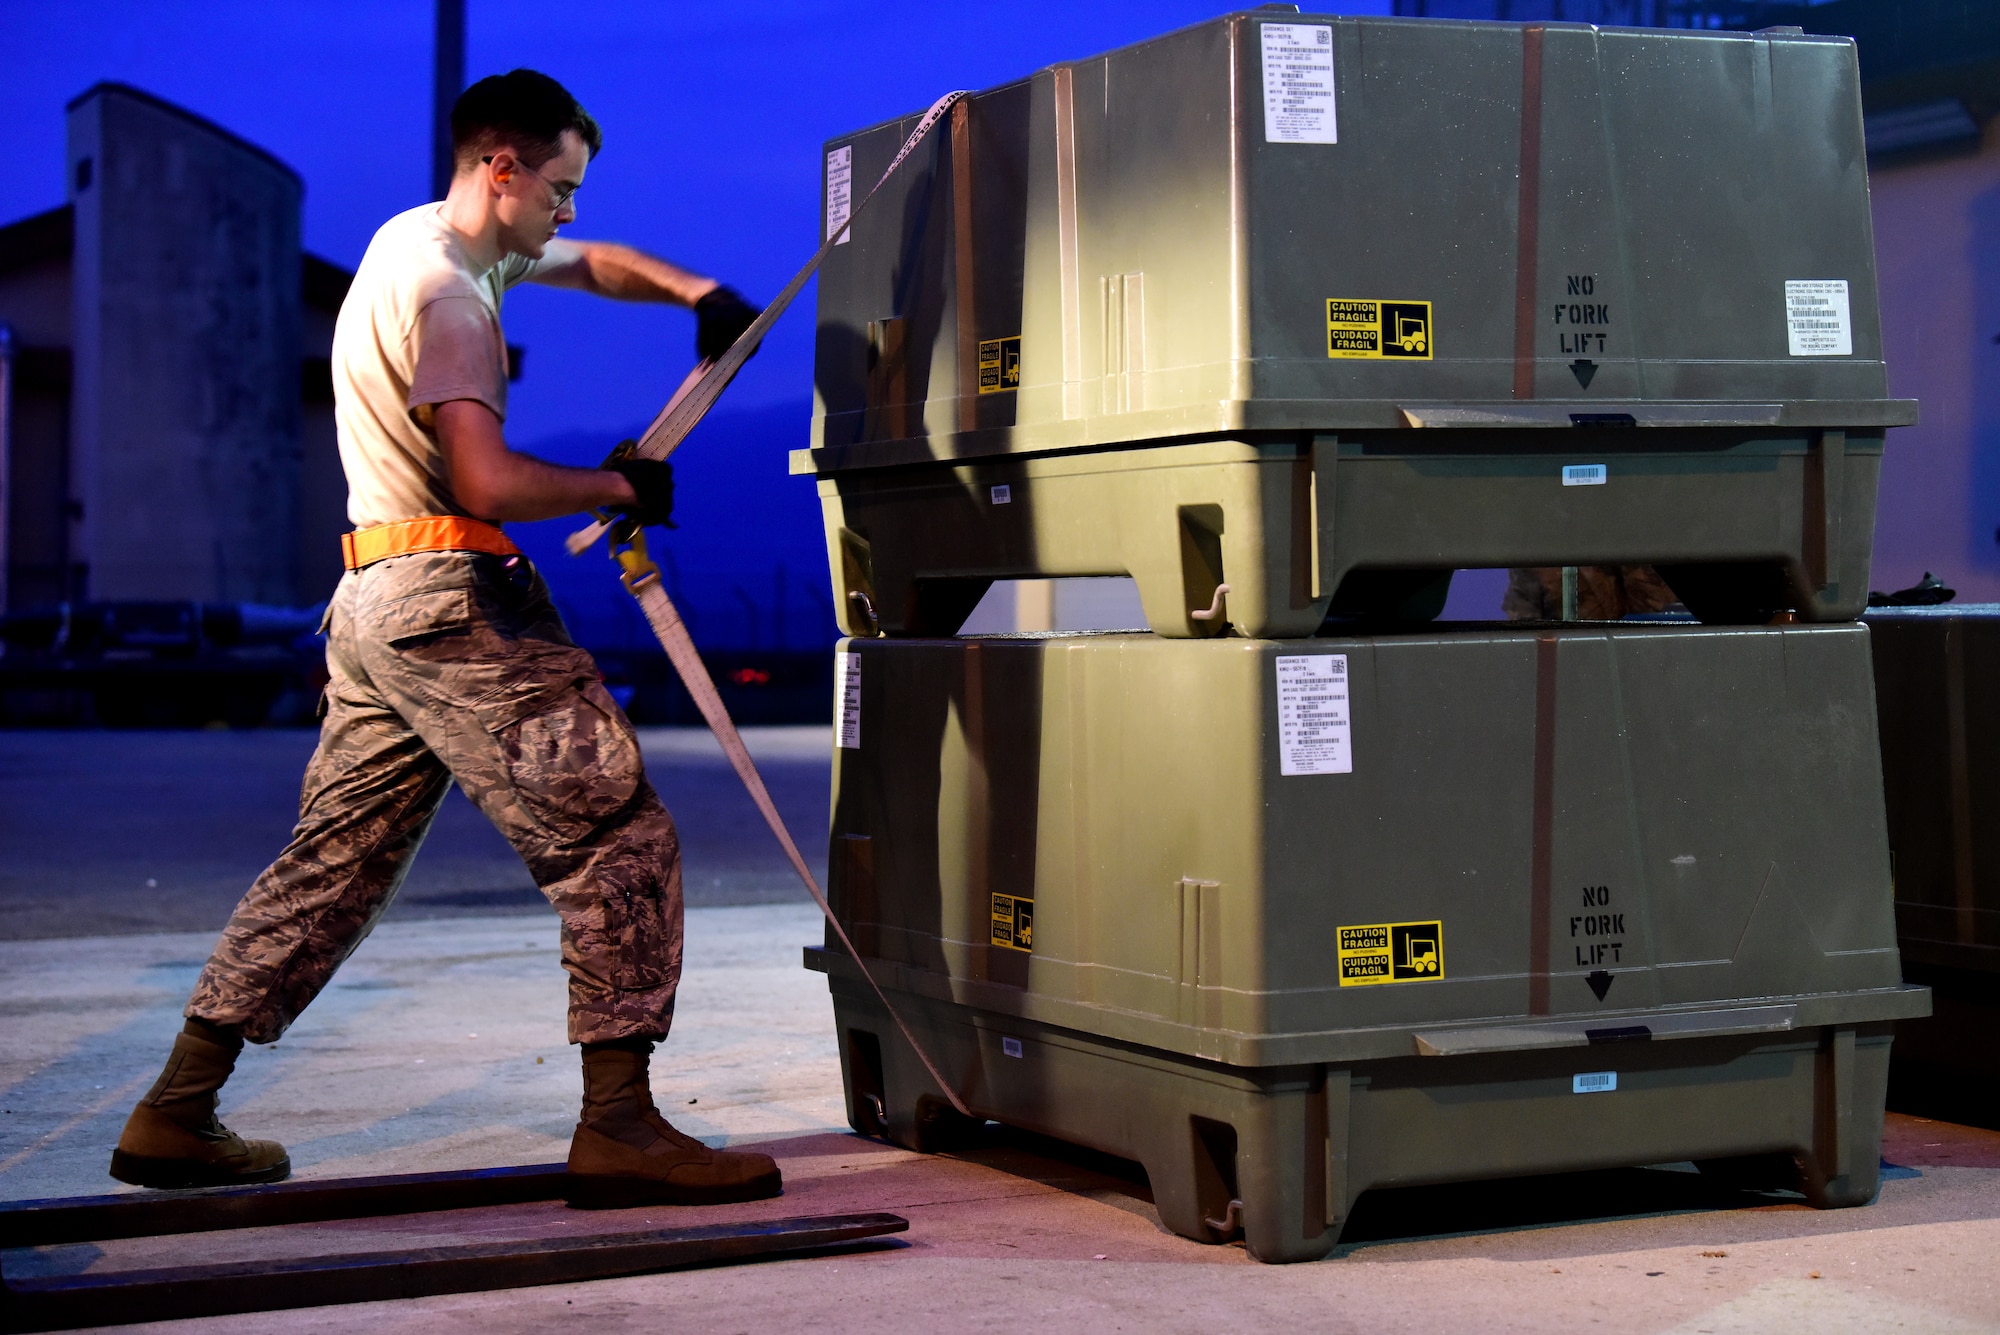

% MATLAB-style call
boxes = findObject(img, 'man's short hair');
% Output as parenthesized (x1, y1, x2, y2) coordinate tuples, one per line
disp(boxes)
(451, 69, 602, 174)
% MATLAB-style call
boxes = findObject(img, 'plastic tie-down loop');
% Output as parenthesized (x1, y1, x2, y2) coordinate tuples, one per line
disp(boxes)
(847, 589, 880, 632)
(1189, 583, 1231, 622)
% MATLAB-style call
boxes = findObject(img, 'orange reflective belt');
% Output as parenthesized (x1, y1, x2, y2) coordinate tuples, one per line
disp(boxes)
(341, 517, 520, 571)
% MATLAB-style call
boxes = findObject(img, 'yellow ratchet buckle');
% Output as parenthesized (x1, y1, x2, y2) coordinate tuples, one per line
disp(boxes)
(607, 517, 662, 594)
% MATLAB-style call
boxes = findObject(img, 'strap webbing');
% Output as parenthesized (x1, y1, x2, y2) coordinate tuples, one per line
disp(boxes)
(566, 89, 972, 556)
(613, 544, 970, 1117)
(579, 91, 977, 1118)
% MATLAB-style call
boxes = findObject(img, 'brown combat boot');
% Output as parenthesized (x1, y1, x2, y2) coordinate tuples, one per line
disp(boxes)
(109, 1020, 290, 1189)
(564, 1040, 782, 1209)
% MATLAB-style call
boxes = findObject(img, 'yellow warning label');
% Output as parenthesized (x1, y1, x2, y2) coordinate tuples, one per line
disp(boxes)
(978, 336, 1022, 393)
(1337, 920, 1444, 986)
(991, 892, 1034, 951)
(1326, 300, 1433, 360)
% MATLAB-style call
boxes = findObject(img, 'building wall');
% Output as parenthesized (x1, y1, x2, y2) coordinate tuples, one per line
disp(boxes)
(4, 348, 73, 611)
(1869, 120, 2000, 600)
(67, 85, 303, 605)
(0, 230, 78, 610)
(298, 294, 347, 606)
(0, 258, 71, 348)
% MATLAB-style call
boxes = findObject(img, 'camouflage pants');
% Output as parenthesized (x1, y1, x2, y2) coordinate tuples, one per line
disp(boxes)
(1503, 565, 1678, 622)
(187, 550, 682, 1046)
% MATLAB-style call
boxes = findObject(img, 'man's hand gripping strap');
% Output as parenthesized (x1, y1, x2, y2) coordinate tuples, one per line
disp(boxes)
(567, 88, 972, 557)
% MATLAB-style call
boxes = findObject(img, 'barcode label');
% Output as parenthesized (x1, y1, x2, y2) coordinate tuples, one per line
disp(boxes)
(1276, 654, 1352, 776)
(1563, 463, 1607, 487)
(1260, 23, 1338, 145)
(826, 145, 853, 244)
(1785, 279, 1851, 356)
(835, 650, 861, 748)
(1573, 1071, 1617, 1094)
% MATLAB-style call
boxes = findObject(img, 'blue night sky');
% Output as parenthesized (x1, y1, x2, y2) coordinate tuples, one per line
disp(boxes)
(2, 1, 1390, 444)
(1, 2, 1394, 644)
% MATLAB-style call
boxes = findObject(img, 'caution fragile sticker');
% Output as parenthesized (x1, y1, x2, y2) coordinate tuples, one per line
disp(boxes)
(978, 336, 1022, 393)
(1337, 920, 1444, 986)
(991, 892, 1033, 951)
(1327, 299, 1432, 360)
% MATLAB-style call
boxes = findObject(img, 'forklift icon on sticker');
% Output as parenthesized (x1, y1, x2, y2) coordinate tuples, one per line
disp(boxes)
(1390, 922, 1443, 980)
(991, 892, 1034, 951)
(977, 336, 1022, 394)
(1381, 302, 1432, 359)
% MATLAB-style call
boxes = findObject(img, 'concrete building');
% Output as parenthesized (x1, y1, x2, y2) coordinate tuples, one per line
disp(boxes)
(0, 83, 352, 614)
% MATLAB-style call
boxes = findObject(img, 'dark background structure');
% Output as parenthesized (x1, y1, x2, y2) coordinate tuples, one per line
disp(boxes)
(1, 0, 1997, 722)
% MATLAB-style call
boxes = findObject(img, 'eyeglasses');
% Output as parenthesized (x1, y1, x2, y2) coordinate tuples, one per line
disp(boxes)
(482, 154, 578, 211)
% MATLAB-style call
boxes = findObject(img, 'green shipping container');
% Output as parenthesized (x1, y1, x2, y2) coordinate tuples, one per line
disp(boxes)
(806, 624, 1928, 1261)
(1866, 607, 2000, 1119)
(801, 13, 1914, 636)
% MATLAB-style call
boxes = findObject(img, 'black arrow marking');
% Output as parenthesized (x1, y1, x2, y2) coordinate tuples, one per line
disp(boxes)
(1570, 359, 1598, 390)
(1586, 970, 1614, 1001)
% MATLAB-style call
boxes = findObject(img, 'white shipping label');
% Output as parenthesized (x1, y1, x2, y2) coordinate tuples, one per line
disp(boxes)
(1261, 24, 1338, 145)
(825, 145, 853, 245)
(1562, 463, 1607, 486)
(835, 650, 861, 748)
(1276, 654, 1352, 776)
(1573, 1071, 1618, 1094)
(1785, 279, 1851, 356)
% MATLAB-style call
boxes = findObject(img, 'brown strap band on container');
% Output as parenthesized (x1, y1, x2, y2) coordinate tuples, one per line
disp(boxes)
(1513, 25, 1547, 401)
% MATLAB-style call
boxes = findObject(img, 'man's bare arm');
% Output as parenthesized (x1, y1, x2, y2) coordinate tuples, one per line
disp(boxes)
(528, 238, 718, 306)
(432, 398, 635, 523)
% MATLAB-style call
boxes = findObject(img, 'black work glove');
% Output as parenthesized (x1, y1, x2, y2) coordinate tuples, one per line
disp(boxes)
(609, 452, 676, 529)
(694, 285, 761, 362)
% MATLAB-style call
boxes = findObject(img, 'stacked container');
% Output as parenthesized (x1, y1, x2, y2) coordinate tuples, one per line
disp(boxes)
(1864, 607, 2000, 1120)
(799, 10, 1927, 1261)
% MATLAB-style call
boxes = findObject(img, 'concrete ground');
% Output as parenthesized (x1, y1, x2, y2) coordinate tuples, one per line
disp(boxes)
(2, 728, 1998, 1331)
(0, 726, 833, 938)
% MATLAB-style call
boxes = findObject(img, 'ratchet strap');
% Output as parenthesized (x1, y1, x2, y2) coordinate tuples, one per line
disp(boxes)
(579, 91, 975, 1117)
(566, 89, 972, 554)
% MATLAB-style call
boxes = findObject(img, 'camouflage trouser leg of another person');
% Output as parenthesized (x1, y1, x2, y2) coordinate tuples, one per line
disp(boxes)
(186, 550, 682, 1046)
(1502, 564, 1680, 621)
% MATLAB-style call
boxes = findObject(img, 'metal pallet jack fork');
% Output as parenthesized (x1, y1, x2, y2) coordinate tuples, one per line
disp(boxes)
(0, 1164, 906, 1331)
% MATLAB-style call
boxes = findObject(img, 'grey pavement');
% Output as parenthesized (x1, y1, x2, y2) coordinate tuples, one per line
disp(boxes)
(0, 725, 831, 939)
(0, 904, 1995, 1332)
(0, 905, 844, 1203)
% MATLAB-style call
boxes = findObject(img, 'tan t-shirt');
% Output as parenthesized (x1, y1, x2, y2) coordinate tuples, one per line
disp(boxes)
(331, 204, 543, 527)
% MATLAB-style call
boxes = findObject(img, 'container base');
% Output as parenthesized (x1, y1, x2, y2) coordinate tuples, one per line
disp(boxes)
(825, 975, 1892, 1263)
